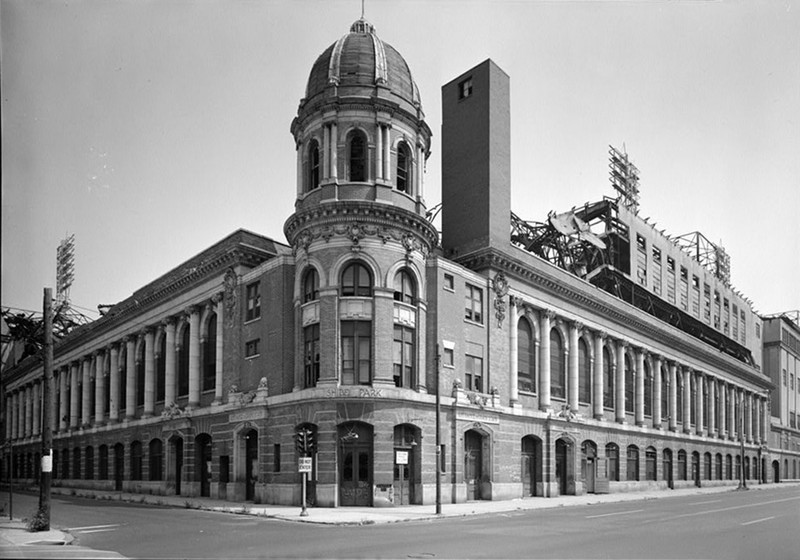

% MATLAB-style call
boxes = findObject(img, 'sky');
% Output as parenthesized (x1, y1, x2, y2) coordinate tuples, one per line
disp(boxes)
(2, 0, 799, 322)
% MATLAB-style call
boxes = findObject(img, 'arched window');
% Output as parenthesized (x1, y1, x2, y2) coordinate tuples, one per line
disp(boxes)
(348, 131, 367, 182)
(624, 354, 634, 414)
(203, 314, 217, 392)
(627, 445, 640, 481)
(517, 318, 535, 393)
(341, 262, 372, 297)
(606, 443, 619, 481)
(578, 339, 591, 404)
(307, 139, 320, 191)
(131, 441, 142, 481)
(705, 452, 712, 480)
(149, 439, 163, 481)
(644, 361, 652, 417)
(726, 454, 733, 480)
(73, 446, 81, 480)
(645, 447, 657, 481)
(715, 453, 723, 480)
(99, 445, 109, 480)
(85, 446, 94, 480)
(676, 377, 684, 422)
(603, 347, 614, 408)
(393, 269, 416, 304)
(396, 142, 411, 193)
(550, 329, 565, 399)
(678, 450, 687, 480)
(178, 326, 190, 397)
(303, 268, 319, 303)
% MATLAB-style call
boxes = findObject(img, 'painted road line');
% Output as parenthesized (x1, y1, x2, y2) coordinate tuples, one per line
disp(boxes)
(78, 527, 120, 534)
(741, 516, 776, 526)
(68, 524, 121, 531)
(646, 495, 800, 524)
(586, 509, 644, 519)
(690, 499, 722, 505)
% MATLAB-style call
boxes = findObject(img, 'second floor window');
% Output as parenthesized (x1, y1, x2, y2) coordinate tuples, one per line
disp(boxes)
(465, 354, 483, 392)
(341, 262, 372, 297)
(341, 321, 371, 385)
(246, 282, 261, 321)
(303, 268, 319, 303)
(304, 324, 320, 388)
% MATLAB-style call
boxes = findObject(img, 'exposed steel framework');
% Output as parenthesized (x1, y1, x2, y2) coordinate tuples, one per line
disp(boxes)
(673, 230, 731, 286)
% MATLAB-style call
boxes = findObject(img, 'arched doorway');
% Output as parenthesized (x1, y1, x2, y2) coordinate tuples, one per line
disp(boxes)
(555, 438, 573, 496)
(464, 429, 487, 500)
(761, 457, 767, 483)
(113, 443, 124, 492)
(393, 424, 421, 505)
(772, 460, 780, 483)
(663, 449, 673, 489)
(338, 422, 372, 506)
(170, 437, 184, 495)
(581, 440, 597, 494)
(195, 434, 212, 498)
(244, 429, 257, 501)
(521, 436, 542, 497)
(691, 451, 701, 487)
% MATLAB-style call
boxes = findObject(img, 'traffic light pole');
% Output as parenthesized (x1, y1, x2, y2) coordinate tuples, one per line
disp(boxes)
(301, 470, 308, 517)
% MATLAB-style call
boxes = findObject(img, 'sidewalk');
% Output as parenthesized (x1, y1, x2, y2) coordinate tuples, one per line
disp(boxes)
(1, 482, 796, 557)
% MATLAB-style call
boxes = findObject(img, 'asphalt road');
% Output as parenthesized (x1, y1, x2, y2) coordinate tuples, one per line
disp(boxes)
(5, 486, 799, 559)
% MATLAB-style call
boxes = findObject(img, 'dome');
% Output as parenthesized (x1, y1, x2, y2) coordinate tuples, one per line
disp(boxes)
(303, 18, 422, 111)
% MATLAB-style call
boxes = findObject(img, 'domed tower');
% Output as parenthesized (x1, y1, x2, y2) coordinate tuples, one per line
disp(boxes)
(284, 18, 436, 396)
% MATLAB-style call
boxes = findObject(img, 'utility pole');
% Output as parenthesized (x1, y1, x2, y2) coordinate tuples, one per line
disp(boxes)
(435, 344, 441, 515)
(39, 287, 54, 529)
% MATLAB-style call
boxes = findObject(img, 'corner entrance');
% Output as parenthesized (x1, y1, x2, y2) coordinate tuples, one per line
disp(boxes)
(338, 422, 372, 506)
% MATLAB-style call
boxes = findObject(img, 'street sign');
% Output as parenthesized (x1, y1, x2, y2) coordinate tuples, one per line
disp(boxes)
(298, 457, 313, 473)
(395, 450, 409, 465)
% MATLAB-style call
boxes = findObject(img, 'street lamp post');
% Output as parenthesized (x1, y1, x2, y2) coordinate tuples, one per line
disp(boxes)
(435, 344, 442, 515)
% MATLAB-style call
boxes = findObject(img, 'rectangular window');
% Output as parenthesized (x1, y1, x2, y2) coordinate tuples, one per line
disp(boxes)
(652, 247, 662, 295)
(245, 338, 260, 358)
(341, 321, 371, 385)
(691, 275, 700, 318)
(740, 309, 746, 344)
(636, 234, 647, 286)
(458, 77, 473, 99)
(679, 266, 689, 311)
(246, 281, 261, 321)
(393, 325, 415, 388)
(723, 298, 730, 335)
(465, 354, 483, 392)
(713, 291, 721, 330)
(666, 257, 676, 304)
(304, 324, 320, 388)
(732, 303, 739, 339)
(703, 283, 711, 323)
(443, 347, 454, 367)
(465, 284, 483, 324)
(274, 444, 281, 473)
(444, 273, 455, 292)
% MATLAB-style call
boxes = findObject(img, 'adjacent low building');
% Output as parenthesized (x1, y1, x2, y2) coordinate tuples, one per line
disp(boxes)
(1, 17, 783, 507)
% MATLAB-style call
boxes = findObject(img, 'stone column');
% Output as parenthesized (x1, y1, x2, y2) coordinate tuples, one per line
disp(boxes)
(755, 397, 762, 444)
(653, 355, 662, 429)
(69, 362, 80, 428)
(188, 306, 201, 409)
(383, 125, 391, 182)
(539, 310, 553, 411)
(125, 336, 136, 419)
(593, 332, 605, 420)
(669, 362, 678, 431)
(695, 372, 704, 436)
(162, 318, 177, 405)
(82, 357, 92, 427)
(376, 123, 384, 179)
(214, 294, 224, 405)
(322, 124, 330, 180)
(635, 349, 645, 426)
(32, 382, 40, 436)
(95, 350, 106, 425)
(708, 376, 716, 437)
(762, 397, 770, 444)
(109, 344, 120, 422)
(509, 298, 519, 405)
(745, 392, 753, 443)
(729, 385, 736, 441)
(682, 368, 691, 434)
(143, 328, 155, 417)
(330, 122, 338, 181)
(59, 365, 68, 431)
(568, 321, 581, 413)
(615, 342, 626, 423)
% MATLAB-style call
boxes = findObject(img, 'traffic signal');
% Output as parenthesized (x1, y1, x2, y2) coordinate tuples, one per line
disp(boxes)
(295, 427, 315, 455)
